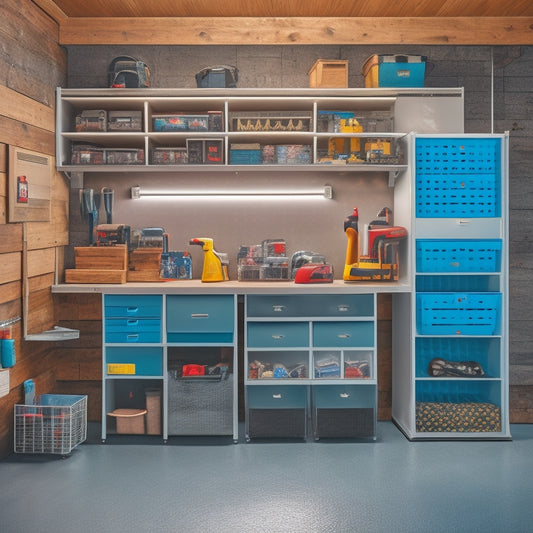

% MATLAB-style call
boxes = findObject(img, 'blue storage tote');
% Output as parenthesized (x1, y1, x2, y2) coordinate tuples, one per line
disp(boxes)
(416, 292, 501, 335)
(416, 239, 502, 273)
(362, 54, 426, 88)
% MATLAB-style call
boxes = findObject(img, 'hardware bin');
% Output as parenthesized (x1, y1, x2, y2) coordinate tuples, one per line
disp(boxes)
(167, 371, 233, 435)
(14, 394, 87, 455)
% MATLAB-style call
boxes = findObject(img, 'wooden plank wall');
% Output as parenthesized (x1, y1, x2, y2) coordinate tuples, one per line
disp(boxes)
(0, 0, 67, 459)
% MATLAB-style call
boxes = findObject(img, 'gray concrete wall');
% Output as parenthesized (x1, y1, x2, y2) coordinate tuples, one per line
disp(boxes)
(66, 44, 533, 420)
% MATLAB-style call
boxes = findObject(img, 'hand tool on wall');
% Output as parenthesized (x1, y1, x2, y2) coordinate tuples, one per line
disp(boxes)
(102, 187, 114, 224)
(79, 188, 97, 244)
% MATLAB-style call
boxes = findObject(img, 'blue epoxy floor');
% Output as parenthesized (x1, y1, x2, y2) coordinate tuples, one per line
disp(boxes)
(1, 422, 533, 533)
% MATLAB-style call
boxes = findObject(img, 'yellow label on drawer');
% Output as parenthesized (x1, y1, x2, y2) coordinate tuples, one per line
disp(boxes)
(107, 363, 136, 375)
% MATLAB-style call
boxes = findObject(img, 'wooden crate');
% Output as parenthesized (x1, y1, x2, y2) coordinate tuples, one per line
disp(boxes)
(127, 248, 162, 282)
(74, 245, 128, 270)
(309, 59, 348, 88)
(65, 245, 128, 283)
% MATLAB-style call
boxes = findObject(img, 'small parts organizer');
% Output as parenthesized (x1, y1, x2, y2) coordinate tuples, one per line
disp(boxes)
(14, 395, 87, 455)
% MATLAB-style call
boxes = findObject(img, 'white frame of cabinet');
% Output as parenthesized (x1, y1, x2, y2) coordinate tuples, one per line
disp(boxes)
(55, 87, 464, 187)
(392, 133, 511, 440)
(101, 293, 239, 443)
(244, 293, 378, 441)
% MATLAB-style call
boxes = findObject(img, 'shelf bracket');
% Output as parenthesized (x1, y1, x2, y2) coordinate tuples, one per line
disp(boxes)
(65, 171, 84, 189)
(388, 170, 402, 188)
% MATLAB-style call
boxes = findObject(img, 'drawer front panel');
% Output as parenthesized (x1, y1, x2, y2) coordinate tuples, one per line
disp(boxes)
(247, 385, 307, 409)
(166, 295, 234, 334)
(312, 385, 375, 408)
(106, 346, 163, 376)
(104, 294, 162, 318)
(247, 322, 309, 348)
(246, 294, 374, 318)
(105, 319, 161, 343)
(313, 322, 374, 347)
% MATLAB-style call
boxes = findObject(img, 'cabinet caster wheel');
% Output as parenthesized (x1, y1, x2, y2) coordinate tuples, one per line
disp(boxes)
(245, 437, 251, 443)
(163, 439, 168, 444)
(101, 439, 106, 444)
(233, 439, 239, 444)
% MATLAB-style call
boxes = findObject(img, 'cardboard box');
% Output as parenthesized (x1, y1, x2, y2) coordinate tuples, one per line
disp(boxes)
(108, 408, 146, 434)
(309, 60, 348, 88)
(362, 54, 426, 88)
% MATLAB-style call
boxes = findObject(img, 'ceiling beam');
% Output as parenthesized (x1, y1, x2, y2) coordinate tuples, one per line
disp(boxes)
(59, 16, 533, 46)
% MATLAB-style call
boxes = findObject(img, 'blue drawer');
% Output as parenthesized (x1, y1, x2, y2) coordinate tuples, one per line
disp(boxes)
(105, 318, 161, 344)
(247, 322, 309, 348)
(246, 294, 374, 318)
(313, 322, 374, 348)
(106, 346, 163, 376)
(312, 385, 375, 409)
(247, 385, 307, 409)
(416, 292, 501, 335)
(416, 239, 502, 273)
(104, 295, 162, 318)
(167, 295, 234, 343)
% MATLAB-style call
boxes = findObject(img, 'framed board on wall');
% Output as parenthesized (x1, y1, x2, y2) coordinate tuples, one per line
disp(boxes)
(8, 146, 51, 223)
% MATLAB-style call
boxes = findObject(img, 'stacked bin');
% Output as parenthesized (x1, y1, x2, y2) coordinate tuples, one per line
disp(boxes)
(412, 135, 509, 439)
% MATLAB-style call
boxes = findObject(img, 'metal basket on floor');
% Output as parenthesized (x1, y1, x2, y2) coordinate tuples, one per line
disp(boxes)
(14, 394, 88, 455)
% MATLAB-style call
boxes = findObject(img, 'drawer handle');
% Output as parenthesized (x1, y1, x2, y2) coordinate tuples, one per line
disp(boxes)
(272, 394, 282, 399)
(337, 333, 351, 339)
(340, 393, 350, 399)
(126, 334, 140, 342)
(127, 307, 139, 314)
(272, 305, 285, 312)
(191, 313, 209, 318)
(127, 320, 139, 326)
(337, 305, 350, 312)
(272, 334, 285, 340)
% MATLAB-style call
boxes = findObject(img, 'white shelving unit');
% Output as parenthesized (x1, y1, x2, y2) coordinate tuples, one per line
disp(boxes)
(392, 133, 511, 440)
(55, 87, 464, 187)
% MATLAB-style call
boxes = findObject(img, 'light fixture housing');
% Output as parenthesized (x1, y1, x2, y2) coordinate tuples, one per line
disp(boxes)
(130, 185, 333, 200)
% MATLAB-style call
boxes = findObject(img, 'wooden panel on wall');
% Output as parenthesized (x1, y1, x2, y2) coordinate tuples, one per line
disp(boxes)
(58, 17, 533, 46)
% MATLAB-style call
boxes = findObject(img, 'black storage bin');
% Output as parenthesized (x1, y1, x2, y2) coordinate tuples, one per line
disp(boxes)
(196, 66, 238, 88)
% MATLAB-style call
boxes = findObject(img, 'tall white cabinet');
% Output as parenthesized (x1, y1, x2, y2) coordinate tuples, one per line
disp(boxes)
(392, 134, 511, 440)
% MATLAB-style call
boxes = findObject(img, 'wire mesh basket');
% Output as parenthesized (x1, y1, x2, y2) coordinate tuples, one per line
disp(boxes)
(14, 394, 87, 455)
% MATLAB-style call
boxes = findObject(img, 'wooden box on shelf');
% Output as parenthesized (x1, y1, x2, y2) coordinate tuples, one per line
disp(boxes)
(127, 248, 163, 282)
(309, 59, 348, 88)
(65, 244, 128, 284)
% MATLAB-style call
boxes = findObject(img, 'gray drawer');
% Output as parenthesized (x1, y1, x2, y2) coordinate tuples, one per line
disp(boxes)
(247, 385, 307, 409)
(246, 294, 374, 318)
(167, 295, 234, 343)
(313, 321, 374, 348)
(247, 322, 309, 348)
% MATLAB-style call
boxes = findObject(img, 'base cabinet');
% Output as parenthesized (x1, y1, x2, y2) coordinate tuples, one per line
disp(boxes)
(245, 294, 377, 441)
(102, 293, 238, 442)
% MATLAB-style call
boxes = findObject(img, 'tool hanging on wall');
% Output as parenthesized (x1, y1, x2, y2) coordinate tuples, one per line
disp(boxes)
(79, 188, 99, 245)
(189, 238, 229, 282)
(343, 206, 407, 281)
(102, 187, 114, 224)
